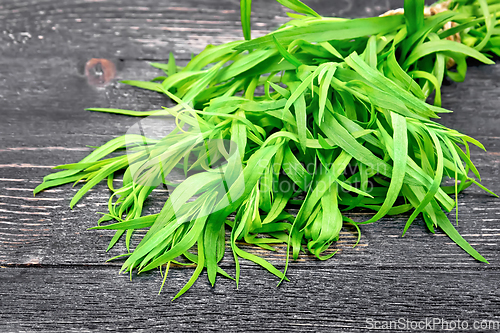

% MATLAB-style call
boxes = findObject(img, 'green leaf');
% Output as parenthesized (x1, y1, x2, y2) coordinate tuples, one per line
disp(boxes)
(345, 52, 437, 119)
(204, 217, 225, 286)
(272, 35, 303, 68)
(403, 130, 444, 235)
(240, 0, 252, 40)
(403, 39, 495, 68)
(236, 15, 405, 50)
(289, 81, 308, 153)
(90, 214, 159, 230)
(386, 50, 425, 99)
(318, 64, 337, 122)
(282, 144, 312, 191)
(404, 0, 425, 35)
(172, 234, 206, 300)
(275, 0, 320, 17)
(320, 110, 394, 179)
(433, 201, 488, 263)
(86, 108, 169, 117)
(167, 51, 177, 76)
(121, 80, 164, 93)
(363, 113, 408, 223)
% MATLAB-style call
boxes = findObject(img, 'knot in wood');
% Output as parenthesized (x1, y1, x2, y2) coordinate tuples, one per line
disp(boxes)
(85, 58, 116, 86)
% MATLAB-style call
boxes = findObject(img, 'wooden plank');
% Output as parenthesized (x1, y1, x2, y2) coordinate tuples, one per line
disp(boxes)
(1, 59, 499, 268)
(439, 64, 500, 138)
(1, 147, 499, 269)
(1, 265, 500, 332)
(0, 0, 498, 268)
(0, 0, 411, 59)
(0, 0, 499, 330)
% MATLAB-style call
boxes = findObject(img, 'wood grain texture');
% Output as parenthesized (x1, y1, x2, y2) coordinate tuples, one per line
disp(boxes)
(1, 266, 500, 332)
(0, 0, 499, 332)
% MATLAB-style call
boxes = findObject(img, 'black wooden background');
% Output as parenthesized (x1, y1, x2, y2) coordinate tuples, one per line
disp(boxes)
(1, 0, 499, 332)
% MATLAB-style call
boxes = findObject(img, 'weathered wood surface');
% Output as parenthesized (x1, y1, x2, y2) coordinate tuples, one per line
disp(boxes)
(0, 0, 499, 332)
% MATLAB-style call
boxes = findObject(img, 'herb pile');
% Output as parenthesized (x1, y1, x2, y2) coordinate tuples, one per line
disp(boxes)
(35, 0, 499, 299)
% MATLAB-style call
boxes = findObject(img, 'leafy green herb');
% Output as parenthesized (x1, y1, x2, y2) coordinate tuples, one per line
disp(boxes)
(35, 0, 500, 299)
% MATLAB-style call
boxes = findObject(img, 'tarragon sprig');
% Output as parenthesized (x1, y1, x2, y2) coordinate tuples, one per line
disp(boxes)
(35, 0, 499, 299)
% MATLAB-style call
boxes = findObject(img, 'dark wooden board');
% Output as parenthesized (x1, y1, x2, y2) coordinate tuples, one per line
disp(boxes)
(1, 0, 500, 332)
(1, 266, 500, 332)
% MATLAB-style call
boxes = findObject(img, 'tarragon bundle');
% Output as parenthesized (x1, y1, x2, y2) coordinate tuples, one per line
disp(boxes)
(35, 0, 500, 299)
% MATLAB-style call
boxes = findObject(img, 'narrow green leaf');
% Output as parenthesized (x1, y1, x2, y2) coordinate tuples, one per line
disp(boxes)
(404, 40, 495, 68)
(404, 0, 425, 35)
(236, 15, 405, 50)
(272, 36, 303, 68)
(240, 0, 252, 40)
(363, 113, 408, 223)
(275, 0, 320, 17)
